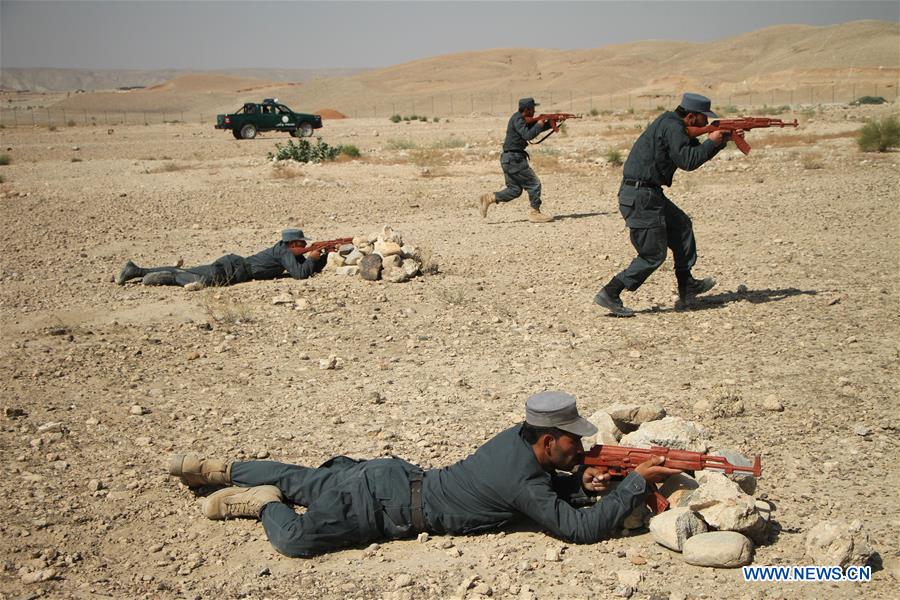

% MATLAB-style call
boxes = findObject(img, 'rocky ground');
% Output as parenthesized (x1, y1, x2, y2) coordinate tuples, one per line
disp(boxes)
(0, 105, 898, 599)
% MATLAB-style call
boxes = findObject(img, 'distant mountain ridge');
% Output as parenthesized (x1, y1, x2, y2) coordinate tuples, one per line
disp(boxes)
(0, 68, 371, 92)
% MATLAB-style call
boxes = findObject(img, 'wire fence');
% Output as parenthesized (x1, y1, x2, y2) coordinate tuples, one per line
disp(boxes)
(1, 84, 896, 128)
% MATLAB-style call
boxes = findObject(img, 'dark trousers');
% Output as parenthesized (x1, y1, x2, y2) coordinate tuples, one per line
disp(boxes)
(231, 457, 421, 557)
(616, 197, 697, 291)
(142, 265, 209, 287)
(495, 163, 542, 209)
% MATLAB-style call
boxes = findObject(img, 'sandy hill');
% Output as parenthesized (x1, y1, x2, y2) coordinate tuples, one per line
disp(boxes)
(31, 20, 900, 115)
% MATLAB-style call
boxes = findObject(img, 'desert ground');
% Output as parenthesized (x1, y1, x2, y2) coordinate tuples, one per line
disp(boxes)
(0, 100, 898, 600)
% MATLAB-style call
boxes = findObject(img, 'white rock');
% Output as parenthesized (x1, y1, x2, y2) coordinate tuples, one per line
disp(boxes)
(374, 240, 402, 257)
(659, 472, 699, 500)
(318, 356, 337, 370)
(271, 294, 294, 305)
(805, 520, 875, 568)
(682, 531, 753, 568)
(382, 254, 403, 269)
(129, 405, 145, 415)
(335, 265, 359, 276)
(649, 507, 708, 551)
(602, 403, 665, 430)
(688, 472, 762, 534)
(617, 570, 642, 587)
(619, 417, 711, 452)
(544, 547, 561, 562)
(325, 252, 346, 269)
(401, 259, 421, 278)
(37, 422, 63, 434)
(344, 249, 364, 266)
(585, 410, 622, 442)
(762, 395, 784, 411)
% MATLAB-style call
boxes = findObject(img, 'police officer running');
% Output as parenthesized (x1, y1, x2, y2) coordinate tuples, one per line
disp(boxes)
(480, 97, 555, 223)
(168, 391, 681, 557)
(594, 93, 727, 317)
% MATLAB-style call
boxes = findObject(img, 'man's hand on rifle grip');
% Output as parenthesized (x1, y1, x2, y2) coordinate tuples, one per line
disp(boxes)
(708, 130, 727, 146)
(634, 456, 684, 484)
(581, 467, 612, 494)
(308, 249, 323, 260)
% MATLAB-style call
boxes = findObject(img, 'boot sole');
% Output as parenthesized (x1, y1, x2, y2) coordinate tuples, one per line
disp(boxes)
(593, 293, 635, 318)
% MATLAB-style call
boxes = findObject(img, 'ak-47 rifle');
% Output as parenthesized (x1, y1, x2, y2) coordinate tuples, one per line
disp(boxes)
(524, 112, 581, 144)
(579, 444, 762, 513)
(299, 237, 354, 256)
(686, 117, 798, 155)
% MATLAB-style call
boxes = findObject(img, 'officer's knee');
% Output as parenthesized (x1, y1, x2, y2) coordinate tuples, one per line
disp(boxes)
(642, 246, 667, 269)
(270, 538, 317, 558)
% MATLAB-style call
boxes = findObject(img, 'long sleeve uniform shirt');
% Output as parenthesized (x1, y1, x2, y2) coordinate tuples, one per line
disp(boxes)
(422, 425, 648, 543)
(502, 112, 551, 152)
(245, 242, 325, 280)
(623, 111, 723, 187)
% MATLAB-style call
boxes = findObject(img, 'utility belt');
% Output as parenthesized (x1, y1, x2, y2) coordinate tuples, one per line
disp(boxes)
(409, 470, 427, 533)
(502, 149, 530, 159)
(622, 178, 661, 189)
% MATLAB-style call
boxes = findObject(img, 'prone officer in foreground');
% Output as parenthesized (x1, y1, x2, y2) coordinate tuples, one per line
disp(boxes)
(594, 93, 726, 317)
(168, 391, 681, 557)
(115, 228, 326, 290)
(480, 97, 555, 223)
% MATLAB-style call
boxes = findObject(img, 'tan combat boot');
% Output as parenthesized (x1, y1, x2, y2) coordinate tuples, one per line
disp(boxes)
(201, 485, 283, 520)
(528, 207, 554, 223)
(169, 453, 232, 487)
(479, 193, 495, 218)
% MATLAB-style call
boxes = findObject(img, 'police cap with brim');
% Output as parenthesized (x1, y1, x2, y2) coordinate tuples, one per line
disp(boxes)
(518, 97, 540, 111)
(282, 228, 310, 243)
(525, 391, 597, 438)
(680, 93, 718, 118)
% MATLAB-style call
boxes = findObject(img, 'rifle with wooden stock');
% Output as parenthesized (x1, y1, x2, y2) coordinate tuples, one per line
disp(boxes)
(579, 444, 762, 513)
(686, 117, 798, 155)
(299, 237, 354, 256)
(524, 112, 581, 144)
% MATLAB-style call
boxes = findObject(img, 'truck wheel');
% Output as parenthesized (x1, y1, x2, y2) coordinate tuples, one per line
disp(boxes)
(240, 124, 258, 140)
(298, 122, 314, 137)
(232, 129, 241, 139)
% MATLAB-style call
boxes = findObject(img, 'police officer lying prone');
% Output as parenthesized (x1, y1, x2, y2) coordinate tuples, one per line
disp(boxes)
(168, 391, 682, 558)
(115, 228, 326, 290)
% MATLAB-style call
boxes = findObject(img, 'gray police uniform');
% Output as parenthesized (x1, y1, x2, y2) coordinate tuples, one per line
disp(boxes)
(494, 112, 551, 209)
(231, 424, 648, 557)
(615, 111, 722, 291)
(142, 243, 325, 287)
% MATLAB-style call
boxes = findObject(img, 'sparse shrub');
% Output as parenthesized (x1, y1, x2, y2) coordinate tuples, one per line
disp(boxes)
(386, 138, 417, 150)
(48, 125, 57, 131)
(800, 152, 824, 170)
(721, 105, 739, 115)
(417, 246, 439, 275)
(268, 137, 340, 162)
(0, 175, 4, 183)
(430, 137, 465, 149)
(67, 119, 77, 127)
(439, 286, 465, 306)
(853, 96, 887, 105)
(0, 154, 10, 166)
(589, 108, 600, 117)
(418, 115, 428, 122)
(758, 105, 790, 116)
(161, 162, 181, 172)
(433, 117, 440, 123)
(656, 105, 666, 112)
(605, 149, 623, 166)
(627, 107, 635, 114)
(200, 291, 253, 324)
(389, 114, 402, 123)
(857, 116, 900, 152)
(0, 124, 5, 129)
(70, 157, 82, 163)
(340, 144, 361, 158)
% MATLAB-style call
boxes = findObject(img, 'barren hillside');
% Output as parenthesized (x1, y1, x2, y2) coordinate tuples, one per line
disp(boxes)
(17, 19, 894, 117)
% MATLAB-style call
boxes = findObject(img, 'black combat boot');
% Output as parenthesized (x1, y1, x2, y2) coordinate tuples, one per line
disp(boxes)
(676, 270, 716, 304)
(594, 276, 635, 318)
(115, 261, 146, 285)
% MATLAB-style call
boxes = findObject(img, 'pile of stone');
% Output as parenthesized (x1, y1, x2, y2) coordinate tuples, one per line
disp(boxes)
(326, 225, 423, 283)
(584, 405, 767, 569)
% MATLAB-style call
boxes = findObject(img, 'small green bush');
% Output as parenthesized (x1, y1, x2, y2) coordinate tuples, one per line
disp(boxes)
(67, 119, 77, 127)
(70, 157, 83, 163)
(0, 154, 11, 165)
(857, 116, 900, 152)
(656, 105, 666, 112)
(721, 105, 739, 115)
(48, 125, 57, 131)
(605, 149, 623, 166)
(389, 114, 402, 123)
(430, 137, 465, 149)
(340, 144, 361, 158)
(418, 115, 428, 122)
(589, 108, 600, 117)
(854, 96, 887, 106)
(0, 175, 4, 183)
(433, 117, 440, 123)
(268, 137, 340, 163)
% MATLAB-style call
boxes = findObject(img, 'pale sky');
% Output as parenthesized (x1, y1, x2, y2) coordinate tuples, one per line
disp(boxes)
(1, 0, 898, 70)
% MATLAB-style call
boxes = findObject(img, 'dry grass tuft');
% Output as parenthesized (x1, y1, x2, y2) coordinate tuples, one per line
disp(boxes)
(199, 291, 253, 324)
(270, 162, 303, 179)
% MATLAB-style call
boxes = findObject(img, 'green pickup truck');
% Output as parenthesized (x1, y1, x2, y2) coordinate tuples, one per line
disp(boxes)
(215, 98, 323, 139)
